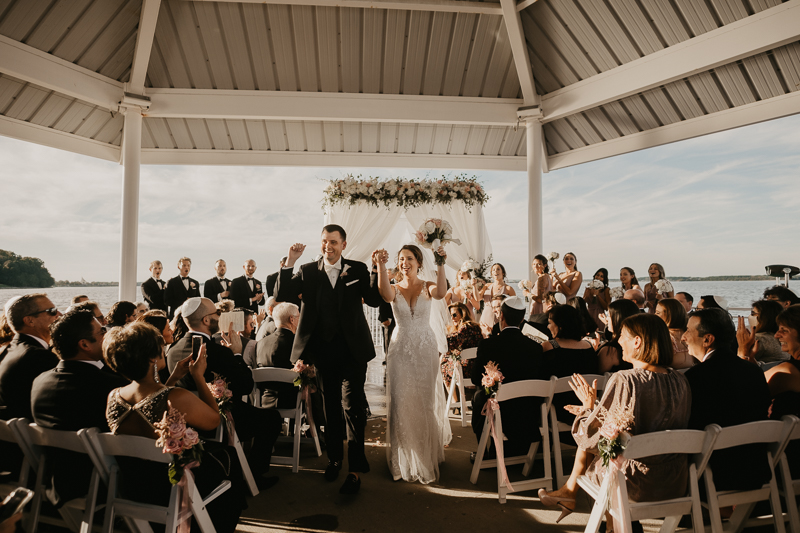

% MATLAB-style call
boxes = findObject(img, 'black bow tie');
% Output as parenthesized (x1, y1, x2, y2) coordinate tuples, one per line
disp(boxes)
(247, 277, 254, 281)
(181, 277, 189, 280)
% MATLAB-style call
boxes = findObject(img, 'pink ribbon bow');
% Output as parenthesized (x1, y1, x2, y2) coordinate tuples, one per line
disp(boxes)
(481, 397, 514, 492)
(176, 460, 200, 533)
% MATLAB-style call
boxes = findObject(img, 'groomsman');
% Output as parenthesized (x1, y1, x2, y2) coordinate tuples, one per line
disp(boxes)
(141, 260, 167, 312)
(264, 257, 286, 298)
(164, 257, 200, 319)
(204, 259, 231, 303)
(230, 259, 264, 313)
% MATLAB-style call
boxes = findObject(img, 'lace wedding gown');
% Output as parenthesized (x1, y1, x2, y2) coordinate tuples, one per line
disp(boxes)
(386, 284, 452, 484)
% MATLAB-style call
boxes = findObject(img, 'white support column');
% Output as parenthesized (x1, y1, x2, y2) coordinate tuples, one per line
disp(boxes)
(118, 107, 142, 302)
(525, 117, 543, 280)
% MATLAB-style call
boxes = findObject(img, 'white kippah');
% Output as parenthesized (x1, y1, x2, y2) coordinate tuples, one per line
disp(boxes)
(554, 293, 567, 305)
(503, 296, 526, 311)
(182, 297, 203, 318)
(712, 295, 729, 309)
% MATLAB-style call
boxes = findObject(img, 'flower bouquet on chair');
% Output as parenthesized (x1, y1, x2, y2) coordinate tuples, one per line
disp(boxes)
(415, 218, 461, 266)
(207, 372, 233, 414)
(292, 359, 317, 392)
(154, 402, 203, 484)
(481, 361, 504, 397)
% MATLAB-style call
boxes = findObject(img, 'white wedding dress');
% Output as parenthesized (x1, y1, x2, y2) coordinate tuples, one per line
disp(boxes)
(386, 284, 452, 484)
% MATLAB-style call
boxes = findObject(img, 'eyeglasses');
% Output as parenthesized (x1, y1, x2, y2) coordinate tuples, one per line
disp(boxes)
(28, 307, 58, 317)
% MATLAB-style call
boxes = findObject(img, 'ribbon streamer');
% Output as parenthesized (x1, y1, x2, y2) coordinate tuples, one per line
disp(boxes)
(606, 456, 631, 533)
(301, 385, 317, 438)
(176, 460, 200, 533)
(481, 397, 514, 492)
(224, 411, 236, 446)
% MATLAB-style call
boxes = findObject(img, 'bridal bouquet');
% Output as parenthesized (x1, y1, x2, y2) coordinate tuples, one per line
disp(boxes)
(207, 372, 234, 414)
(481, 361, 504, 397)
(415, 218, 461, 266)
(545, 251, 559, 270)
(610, 287, 625, 300)
(654, 279, 674, 295)
(292, 359, 317, 392)
(587, 279, 605, 291)
(518, 279, 533, 292)
(154, 403, 203, 484)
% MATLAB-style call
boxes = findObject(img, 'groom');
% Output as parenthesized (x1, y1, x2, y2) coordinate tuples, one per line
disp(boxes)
(276, 224, 383, 494)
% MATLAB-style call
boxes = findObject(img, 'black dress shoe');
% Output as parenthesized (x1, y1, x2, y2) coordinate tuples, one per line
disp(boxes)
(256, 475, 279, 490)
(339, 473, 361, 495)
(324, 461, 342, 482)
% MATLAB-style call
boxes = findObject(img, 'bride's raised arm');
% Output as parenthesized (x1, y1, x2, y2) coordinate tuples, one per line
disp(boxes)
(374, 249, 395, 303)
(427, 247, 449, 301)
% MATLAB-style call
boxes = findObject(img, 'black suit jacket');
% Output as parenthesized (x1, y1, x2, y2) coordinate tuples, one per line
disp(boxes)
(275, 259, 382, 366)
(685, 348, 772, 491)
(31, 360, 128, 506)
(203, 277, 231, 302)
(255, 328, 297, 409)
(166, 332, 254, 399)
(164, 275, 201, 318)
(230, 275, 263, 313)
(471, 328, 547, 444)
(141, 278, 167, 312)
(0, 334, 59, 420)
(265, 271, 279, 298)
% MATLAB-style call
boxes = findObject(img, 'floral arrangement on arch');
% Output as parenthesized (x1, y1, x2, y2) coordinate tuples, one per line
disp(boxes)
(322, 174, 489, 211)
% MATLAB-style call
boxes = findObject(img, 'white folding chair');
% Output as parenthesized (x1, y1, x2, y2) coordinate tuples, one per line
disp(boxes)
(445, 346, 478, 427)
(0, 418, 31, 495)
(774, 415, 800, 533)
(80, 428, 230, 533)
(702, 418, 795, 533)
(251, 367, 321, 473)
(470, 376, 557, 503)
(11, 422, 102, 533)
(551, 373, 607, 488)
(578, 426, 719, 533)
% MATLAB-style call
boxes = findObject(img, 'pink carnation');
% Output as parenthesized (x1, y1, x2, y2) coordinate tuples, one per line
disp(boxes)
(481, 375, 495, 388)
(223, 389, 233, 398)
(182, 428, 199, 448)
(163, 438, 183, 454)
(168, 420, 186, 439)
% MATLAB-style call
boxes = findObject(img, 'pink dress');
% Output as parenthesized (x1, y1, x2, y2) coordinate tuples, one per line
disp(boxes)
(529, 274, 553, 315)
(479, 283, 514, 325)
(554, 270, 580, 299)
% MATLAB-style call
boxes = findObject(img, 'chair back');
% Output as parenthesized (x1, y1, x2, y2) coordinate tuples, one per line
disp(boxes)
(496, 376, 557, 403)
(89, 431, 171, 464)
(711, 419, 791, 451)
(623, 429, 711, 461)
(19, 423, 89, 454)
(552, 374, 605, 394)
(252, 367, 297, 384)
(0, 418, 19, 443)
(460, 347, 478, 361)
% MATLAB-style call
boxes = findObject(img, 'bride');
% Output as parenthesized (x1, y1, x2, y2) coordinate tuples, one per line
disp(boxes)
(373, 244, 452, 483)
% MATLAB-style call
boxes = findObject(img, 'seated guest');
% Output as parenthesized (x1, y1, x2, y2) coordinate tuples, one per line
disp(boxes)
(542, 305, 599, 424)
(0, 312, 13, 352)
(105, 301, 137, 328)
(596, 299, 640, 373)
(137, 310, 175, 383)
(0, 294, 60, 477)
(654, 298, 693, 368)
(228, 308, 256, 369)
(255, 297, 278, 342)
(764, 305, 800, 475)
(738, 300, 788, 365)
(697, 295, 728, 310)
(256, 303, 300, 409)
(170, 309, 190, 343)
(70, 295, 89, 306)
(440, 302, 483, 397)
(104, 322, 244, 533)
(73, 300, 107, 327)
(566, 296, 597, 338)
(470, 296, 546, 460)
(525, 291, 561, 339)
(166, 297, 282, 489)
(624, 289, 646, 311)
(31, 307, 127, 507)
(676, 291, 693, 313)
(583, 268, 611, 331)
(134, 302, 148, 318)
(539, 314, 691, 525)
(764, 285, 800, 310)
(683, 308, 771, 492)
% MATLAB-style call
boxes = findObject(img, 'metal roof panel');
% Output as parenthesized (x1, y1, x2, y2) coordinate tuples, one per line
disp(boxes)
(245, 119, 269, 151)
(226, 119, 250, 150)
(185, 118, 213, 149)
(292, 5, 321, 92)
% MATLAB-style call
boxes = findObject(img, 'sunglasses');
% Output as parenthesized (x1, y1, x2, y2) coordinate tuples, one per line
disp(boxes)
(28, 307, 58, 317)
(451, 312, 460, 318)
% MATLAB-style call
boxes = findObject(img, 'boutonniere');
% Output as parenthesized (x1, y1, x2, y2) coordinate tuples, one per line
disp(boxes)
(340, 264, 351, 278)
(190, 282, 196, 289)
(255, 283, 261, 290)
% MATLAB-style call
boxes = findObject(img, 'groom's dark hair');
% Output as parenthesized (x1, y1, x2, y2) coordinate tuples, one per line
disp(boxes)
(322, 224, 346, 241)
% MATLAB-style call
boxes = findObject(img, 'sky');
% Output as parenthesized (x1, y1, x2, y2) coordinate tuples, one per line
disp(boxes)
(1, 113, 799, 283)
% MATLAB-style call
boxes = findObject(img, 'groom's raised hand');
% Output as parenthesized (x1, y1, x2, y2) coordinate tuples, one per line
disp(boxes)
(286, 243, 306, 267)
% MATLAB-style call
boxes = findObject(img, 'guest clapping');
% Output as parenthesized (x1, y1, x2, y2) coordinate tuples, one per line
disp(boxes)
(551, 252, 582, 299)
(737, 300, 790, 365)
(583, 268, 610, 331)
(654, 298, 693, 369)
(596, 299, 640, 373)
(643, 263, 674, 314)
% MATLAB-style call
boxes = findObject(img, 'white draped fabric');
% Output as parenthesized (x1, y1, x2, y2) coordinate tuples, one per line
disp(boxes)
(325, 200, 492, 355)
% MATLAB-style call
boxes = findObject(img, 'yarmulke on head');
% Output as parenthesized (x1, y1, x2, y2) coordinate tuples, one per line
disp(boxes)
(502, 296, 526, 311)
(182, 297, 216, 320)
(501, 296, 527, 327)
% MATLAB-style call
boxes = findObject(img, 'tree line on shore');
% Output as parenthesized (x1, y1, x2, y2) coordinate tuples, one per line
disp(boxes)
(0, 249, 54, 288)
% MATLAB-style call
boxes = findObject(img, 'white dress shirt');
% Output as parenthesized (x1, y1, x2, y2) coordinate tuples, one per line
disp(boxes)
(324, 257, 342, 288)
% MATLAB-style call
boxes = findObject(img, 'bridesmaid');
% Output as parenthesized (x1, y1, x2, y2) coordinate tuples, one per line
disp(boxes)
(643, 263, 674, 314)
(583, 268, 611, 331)
(619, 267, 641, 292)
(445, 269, 480, 321)
(477, 263, 515, 325)
(525, 254, 553, 316)
(552, 252, 583, 300)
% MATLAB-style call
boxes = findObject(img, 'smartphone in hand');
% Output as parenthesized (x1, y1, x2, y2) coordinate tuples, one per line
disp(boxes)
(0, 488, 33, 522)
(191, 336, 202, 360)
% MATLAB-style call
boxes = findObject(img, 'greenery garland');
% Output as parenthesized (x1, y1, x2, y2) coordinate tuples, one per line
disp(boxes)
(322, 174, 488, 211)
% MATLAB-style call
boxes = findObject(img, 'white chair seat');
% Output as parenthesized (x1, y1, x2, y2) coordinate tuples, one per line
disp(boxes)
(445, 347, 478, 427)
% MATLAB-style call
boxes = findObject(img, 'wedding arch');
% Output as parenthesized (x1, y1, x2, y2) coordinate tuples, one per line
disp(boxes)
(323, 175, 494, 352)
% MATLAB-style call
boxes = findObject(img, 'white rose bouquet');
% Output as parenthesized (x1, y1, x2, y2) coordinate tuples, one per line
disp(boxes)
(545, 251, 560, 271)
(610, 287, 625, 300)
(415, 218, 461, 266)
(587, 279, 605, 291)
(654, 279, 673, 295)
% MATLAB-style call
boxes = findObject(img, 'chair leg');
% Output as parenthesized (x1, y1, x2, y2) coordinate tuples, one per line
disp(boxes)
(769, 471, 788, 533)
(704, 470, 725, 533)
(458, 370, 467, 427)
(522, 441, 540, 477)
(779, 460, 800, 533)
(187, 479, 216, 533)
(232, 433, 259, 495)
(101, 467, 119, 533)
(79, 469, 101, 533)
(292, 412, 302, 474)
(551, 406, 566, 488)
(585, 475, 613, 533)
(26, 455, 46, 533)
(659, 515, 681, 533)
(470, 420, 491, 484)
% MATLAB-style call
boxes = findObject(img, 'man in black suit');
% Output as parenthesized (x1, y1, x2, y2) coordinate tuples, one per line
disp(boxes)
(166, 297, 282, 489)
(141, 260, 167, 312)
(256, 302, 299, 409)
(204, 259, 231, 303)
(164, 257, 200, 319)
(230, 259, 264, 314)
(683, 308, 771, 492)
(265, 257, 287, 298)
(0, 294, 61, 477)
(471, 296, 547, 461)
(31, 308, 127, 507)
(276, 224, 382, 494)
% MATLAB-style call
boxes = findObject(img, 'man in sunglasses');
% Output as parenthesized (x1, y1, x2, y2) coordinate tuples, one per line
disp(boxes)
(0, 293, 61, 478)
